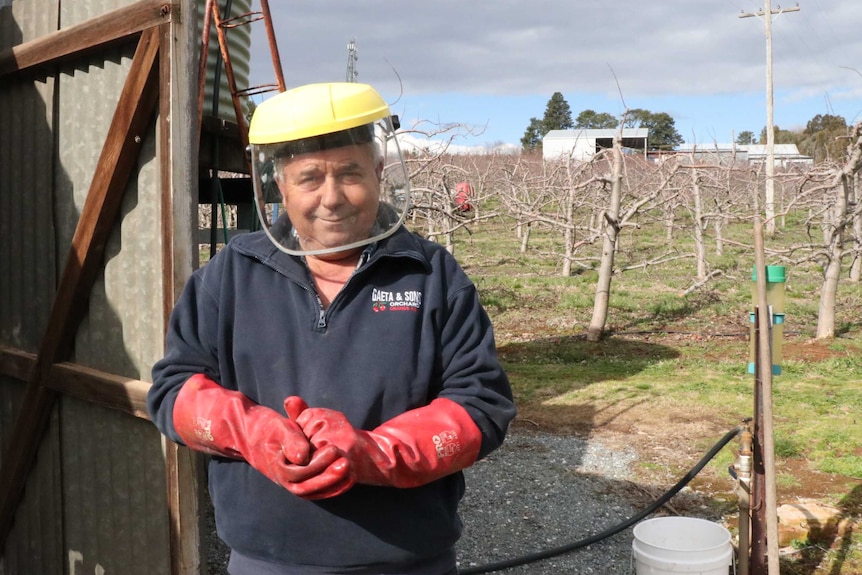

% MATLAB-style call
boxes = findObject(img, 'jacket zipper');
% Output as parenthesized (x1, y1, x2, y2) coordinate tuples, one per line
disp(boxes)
(314, 262, 372, 330)
(316, 297, 327, 329)
(299, 248, 379, 331)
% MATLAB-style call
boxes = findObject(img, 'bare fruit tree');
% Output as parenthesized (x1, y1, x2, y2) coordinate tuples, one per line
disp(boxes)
(401, 123, 503, 255)
(497, 152, 610, 274)
(674, 150, 758, 283)
(768, 122, 862, 338)
(851, 171, 862, 282)
(587, 135, 625, 341)
(807, 123, 862, 338)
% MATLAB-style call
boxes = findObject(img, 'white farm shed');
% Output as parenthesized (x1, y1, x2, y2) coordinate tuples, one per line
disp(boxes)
(543, 128, 649, 161)
(743, 144, 814, 168)
(675, 143, 813, 168)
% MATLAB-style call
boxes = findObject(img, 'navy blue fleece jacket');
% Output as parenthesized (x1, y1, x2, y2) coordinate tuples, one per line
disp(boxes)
(147, 225, 515, 572)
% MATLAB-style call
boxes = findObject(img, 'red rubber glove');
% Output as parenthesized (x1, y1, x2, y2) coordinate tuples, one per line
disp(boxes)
(173, 375, 352, 499)
(285, 397, 482, 488)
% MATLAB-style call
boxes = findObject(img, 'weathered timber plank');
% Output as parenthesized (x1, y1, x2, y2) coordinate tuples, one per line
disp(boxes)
(0, 0, 171, 78)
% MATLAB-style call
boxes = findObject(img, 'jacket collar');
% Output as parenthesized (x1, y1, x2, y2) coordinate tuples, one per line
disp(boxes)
(229, 226, 431, 278)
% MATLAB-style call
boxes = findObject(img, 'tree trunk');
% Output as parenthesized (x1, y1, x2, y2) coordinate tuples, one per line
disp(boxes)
(587, 139, 623, 341)
(816, 236, 843, 338)
(520, 222, 531, 254)
(816, 175, 849, 338)
(850, 173, 861, 282)
(562, 181, 576, 277)
(691, 166, 707, 280)
(664, 198, 678, 241)
(816, 123, 862, 335)
(713, 217, 725, 257)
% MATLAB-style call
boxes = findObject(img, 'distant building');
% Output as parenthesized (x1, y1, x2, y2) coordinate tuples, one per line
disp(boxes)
(672, 143, 747, 166)
(674, 143, 813, 168)
(542, 128, 649, 162)
(742, 144, 813, 168)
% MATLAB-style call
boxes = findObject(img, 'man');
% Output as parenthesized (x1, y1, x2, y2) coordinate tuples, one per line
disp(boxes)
(147, 82, 515, 574)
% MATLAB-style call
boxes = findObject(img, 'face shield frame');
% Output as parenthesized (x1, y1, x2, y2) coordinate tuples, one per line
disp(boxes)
(249, 114, 411, 257)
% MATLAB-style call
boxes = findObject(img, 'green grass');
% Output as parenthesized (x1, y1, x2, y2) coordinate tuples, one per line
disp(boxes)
(440, 216, 862, 480)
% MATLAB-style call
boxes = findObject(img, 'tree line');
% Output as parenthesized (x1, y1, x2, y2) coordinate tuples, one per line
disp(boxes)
(523, 92, 853, 165)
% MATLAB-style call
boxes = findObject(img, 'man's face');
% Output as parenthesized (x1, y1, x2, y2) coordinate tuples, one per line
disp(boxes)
(276, 144, 382, 254)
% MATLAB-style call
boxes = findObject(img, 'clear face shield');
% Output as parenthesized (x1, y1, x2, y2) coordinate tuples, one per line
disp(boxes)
(250, 115, 410, 257)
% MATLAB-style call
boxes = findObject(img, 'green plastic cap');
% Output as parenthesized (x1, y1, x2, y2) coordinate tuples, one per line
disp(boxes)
(752, 265, 786, 283)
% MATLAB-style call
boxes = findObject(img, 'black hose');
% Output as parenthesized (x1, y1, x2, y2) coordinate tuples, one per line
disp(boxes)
(458, 425, 742, 574)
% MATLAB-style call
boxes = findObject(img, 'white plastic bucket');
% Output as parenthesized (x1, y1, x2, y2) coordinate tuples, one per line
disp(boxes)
(632, 517, 733, 574)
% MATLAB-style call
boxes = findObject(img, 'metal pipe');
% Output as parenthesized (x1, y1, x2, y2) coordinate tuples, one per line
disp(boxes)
(259, 0, 286, 92)
(210, 0, 248, 148)
(196, 0, 214, 147)
(736, 425, 753, 575)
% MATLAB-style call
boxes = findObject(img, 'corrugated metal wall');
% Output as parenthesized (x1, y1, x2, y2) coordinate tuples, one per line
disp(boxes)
(60, 398, 169, 575)
(58, 0, 166, 383)
(0, 0, 58, 353)
(0, 2, 65, 573)
(0, 0, 197, 573)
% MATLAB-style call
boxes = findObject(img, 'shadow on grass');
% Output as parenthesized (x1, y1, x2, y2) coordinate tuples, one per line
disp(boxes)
(498, 335, 680, 436)
(499, 334, 679, 387)
(614, 290, 730, 334)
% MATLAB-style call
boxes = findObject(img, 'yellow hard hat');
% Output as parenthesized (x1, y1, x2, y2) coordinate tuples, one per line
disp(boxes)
(248, 82, 410, 256)
(248, 82, 391, 145)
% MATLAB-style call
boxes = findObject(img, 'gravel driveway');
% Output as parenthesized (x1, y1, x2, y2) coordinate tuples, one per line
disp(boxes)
(455, 428, 643, 575)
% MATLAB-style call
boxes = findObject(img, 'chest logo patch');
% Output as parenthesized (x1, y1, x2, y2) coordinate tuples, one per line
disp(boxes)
(371, 288, 423, 313)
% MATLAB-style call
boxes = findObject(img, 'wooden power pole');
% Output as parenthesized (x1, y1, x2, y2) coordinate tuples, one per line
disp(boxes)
(740, 1, 800, 237)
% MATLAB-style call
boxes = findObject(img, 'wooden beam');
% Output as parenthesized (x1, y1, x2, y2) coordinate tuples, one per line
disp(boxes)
(0, 345, 36, 383)
(0, 346, 150, 420)
(0, 26, 161, 547)
(47, 30, 162, 369)
(0, 0, 171, 78)
(157, 12, 207, 572)
(44, 363, 151, 420)
(158, 21, 176, 343)
(158, 17, 203, 575)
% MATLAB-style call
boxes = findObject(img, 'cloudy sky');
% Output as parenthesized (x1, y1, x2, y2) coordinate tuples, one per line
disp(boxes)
(245, 1, 862, 150)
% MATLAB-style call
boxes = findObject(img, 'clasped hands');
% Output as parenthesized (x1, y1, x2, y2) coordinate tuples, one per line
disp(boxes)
(263, 396, 362, 500)
(243, 394, 477, 499)
(175, 375, 477, 500)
